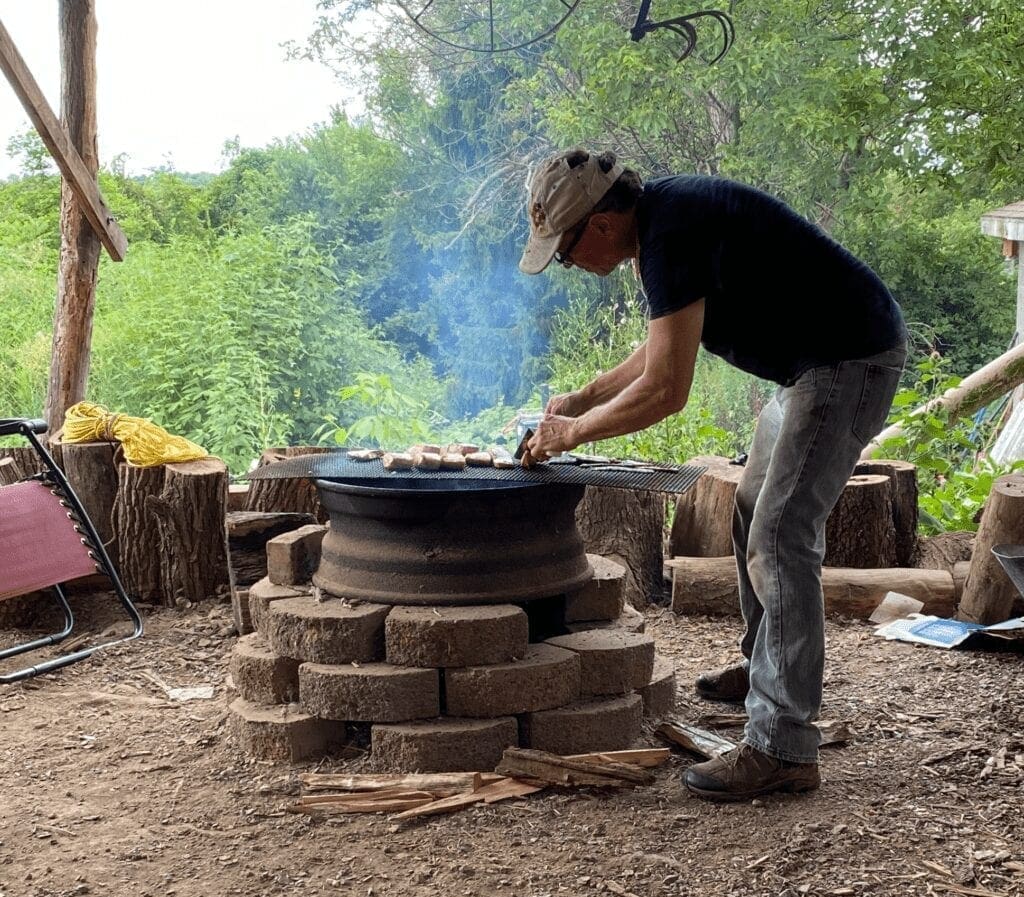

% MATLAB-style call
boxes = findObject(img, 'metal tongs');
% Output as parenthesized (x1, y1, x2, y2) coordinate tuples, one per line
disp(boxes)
(513, 428, 676, 474)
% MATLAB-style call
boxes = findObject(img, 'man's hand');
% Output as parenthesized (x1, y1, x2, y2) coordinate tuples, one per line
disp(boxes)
(545, 391, 586, 417)
(527, 414, 580, 461)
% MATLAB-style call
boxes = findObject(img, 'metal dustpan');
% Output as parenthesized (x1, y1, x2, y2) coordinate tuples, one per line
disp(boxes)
(992, 543, 1024, 599)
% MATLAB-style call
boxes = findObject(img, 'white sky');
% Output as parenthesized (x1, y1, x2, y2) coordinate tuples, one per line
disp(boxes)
(0, 0, 356, 179)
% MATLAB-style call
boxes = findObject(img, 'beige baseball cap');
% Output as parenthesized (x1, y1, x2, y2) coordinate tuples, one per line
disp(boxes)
(519, 151, 624, 274)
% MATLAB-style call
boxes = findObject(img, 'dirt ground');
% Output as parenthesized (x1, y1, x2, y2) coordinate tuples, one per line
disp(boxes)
(1, 594, 1022, 897)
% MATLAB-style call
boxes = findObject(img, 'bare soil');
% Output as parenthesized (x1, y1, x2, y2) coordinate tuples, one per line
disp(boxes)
(1, 595, 1022, 897)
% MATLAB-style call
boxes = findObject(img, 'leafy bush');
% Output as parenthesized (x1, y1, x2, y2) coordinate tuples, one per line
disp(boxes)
(873, 352, 1024, 533)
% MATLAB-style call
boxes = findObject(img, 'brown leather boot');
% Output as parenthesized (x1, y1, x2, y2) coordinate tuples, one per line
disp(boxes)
(684, 744, 820, 802)
(694, 661, 749, 703)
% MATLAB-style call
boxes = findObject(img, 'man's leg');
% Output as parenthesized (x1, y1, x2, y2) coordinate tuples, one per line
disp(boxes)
(686, 345, 905, 799)
(695, 391, 783, 702)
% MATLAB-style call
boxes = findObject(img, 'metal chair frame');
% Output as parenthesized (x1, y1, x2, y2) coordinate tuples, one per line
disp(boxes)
(0, 417, 143, 683)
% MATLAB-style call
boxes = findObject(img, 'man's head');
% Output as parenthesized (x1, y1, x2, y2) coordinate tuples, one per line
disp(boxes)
(519, 148, 643, 275)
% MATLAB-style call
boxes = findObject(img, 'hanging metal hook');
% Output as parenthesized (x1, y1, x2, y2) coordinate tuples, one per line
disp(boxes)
(630, 1, 735, 64)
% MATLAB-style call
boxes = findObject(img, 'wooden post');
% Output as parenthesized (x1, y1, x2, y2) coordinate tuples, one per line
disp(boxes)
(111, 464, 166, 602)
(957, 474, 1024, 624)
(44, 0, 102, 436)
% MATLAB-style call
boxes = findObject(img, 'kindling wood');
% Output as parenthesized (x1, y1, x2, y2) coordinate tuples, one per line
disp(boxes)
(0, 15, 126, 261)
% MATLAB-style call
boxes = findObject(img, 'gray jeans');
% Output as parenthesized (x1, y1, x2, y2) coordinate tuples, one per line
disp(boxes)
(734, 344, 907, 763)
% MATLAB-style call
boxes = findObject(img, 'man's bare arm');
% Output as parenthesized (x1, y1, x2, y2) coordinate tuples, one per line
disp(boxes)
(568, 301, 704, 445)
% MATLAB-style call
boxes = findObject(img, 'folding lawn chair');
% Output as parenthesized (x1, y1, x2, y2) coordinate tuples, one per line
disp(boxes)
(0, 417, 143, 683)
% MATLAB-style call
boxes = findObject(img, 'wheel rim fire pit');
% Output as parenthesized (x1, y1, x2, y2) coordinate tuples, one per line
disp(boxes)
(313, 477, 593, 605)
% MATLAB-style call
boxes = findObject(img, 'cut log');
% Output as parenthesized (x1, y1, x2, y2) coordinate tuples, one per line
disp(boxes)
(576, 486, 664, 608)
(824, 475, 898, 568)
(854, 459, 919, 566)
(226, 511, 317, 588)
(957, 474, 1024, 624)
(669, 556, 957, 619)
(916, 532, 975, 571)
(0, 446, 44, 478)
(60, 440, 120, 567)
(244, 446, 327, 522)
(0, 456, 20, 487)
(146, 458, 230, 606)
(111, 463, 165, 603)
(669, 455, 741, 558)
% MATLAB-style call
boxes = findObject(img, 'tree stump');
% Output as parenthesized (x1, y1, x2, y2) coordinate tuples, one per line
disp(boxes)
(669, 455, 741, 558)
(824, 474, 898, 568)
(244, 446, 328, 522)
(112, 464, 166, 603)
(0, 457, 20, 487)
(61, 441, 121, 566)
(668, 556, 956, 619)
(0, 446, 44, 478)
(576, 486, 664, 608)
(855, 459, 919, 565)
(146, 458, 231, 607)
(915, 532, 975, 571)
(957, 474, 1024, 624)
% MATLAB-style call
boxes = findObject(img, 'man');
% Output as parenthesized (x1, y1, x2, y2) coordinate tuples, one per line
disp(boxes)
(519, 147, 907, 801)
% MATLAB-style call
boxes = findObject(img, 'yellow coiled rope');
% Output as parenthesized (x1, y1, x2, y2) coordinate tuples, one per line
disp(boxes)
(62, 401, 208, 467)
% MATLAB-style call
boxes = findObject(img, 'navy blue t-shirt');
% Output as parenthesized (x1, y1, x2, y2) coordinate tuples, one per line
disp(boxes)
(636, 175, 907, 386)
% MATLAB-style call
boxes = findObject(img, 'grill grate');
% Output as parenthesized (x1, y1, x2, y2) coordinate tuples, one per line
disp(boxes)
(245, 452, 706, 495)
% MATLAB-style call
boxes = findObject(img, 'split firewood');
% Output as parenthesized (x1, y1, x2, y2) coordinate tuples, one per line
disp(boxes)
(392, 777, 543, 821)
(288, 790, 437, 815)
(465, 452, 493, 467)
(492, 456, 516, 469)
(565, 748, 670, 768)
(408, 443, 442, 455)
(657, 719, 738, 759)
(495, 747, 654, 787)
(440, 452, 467, 470)
(347, 448, 385, 462)
(445, 443, 479, 456)
(299, 771, 502, 793)
(413, 451, 442, 470)
(382, 452, 416, 471)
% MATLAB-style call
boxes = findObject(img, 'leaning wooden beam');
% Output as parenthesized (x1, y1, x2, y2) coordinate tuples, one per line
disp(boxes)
(863, 342, 1024, 458)
(0, 15, 127, 261)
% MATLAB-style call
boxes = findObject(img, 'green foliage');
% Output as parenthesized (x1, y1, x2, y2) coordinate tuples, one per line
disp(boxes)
(873, 353, 1024, 533)
(325, 373, 439, 448)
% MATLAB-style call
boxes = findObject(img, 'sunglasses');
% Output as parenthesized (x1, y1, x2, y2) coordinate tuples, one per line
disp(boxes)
(553, 217, 590, 268)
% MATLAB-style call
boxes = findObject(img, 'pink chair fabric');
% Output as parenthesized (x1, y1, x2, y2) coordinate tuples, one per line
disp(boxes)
(0, 480, 98, 601)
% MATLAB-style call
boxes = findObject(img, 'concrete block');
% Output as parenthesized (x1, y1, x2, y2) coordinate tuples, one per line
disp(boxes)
(267, 524, 328, 586)
(229, 697, 345, 762)
(248, 576, 310, 631)
(565, 603, 645, 634)
(229, 633, 300, 704)
(445, 644, 580, 717)
(263, 595, 388, 664)
(299, 662, 439, 722)
(639, 654, 677, 720)
(520, 694, 643, 755)
(372, 717, 518, 772)
(545, 630, 655, 696)
(385, 604, 528, 668)
(564, 554, 626, 623)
